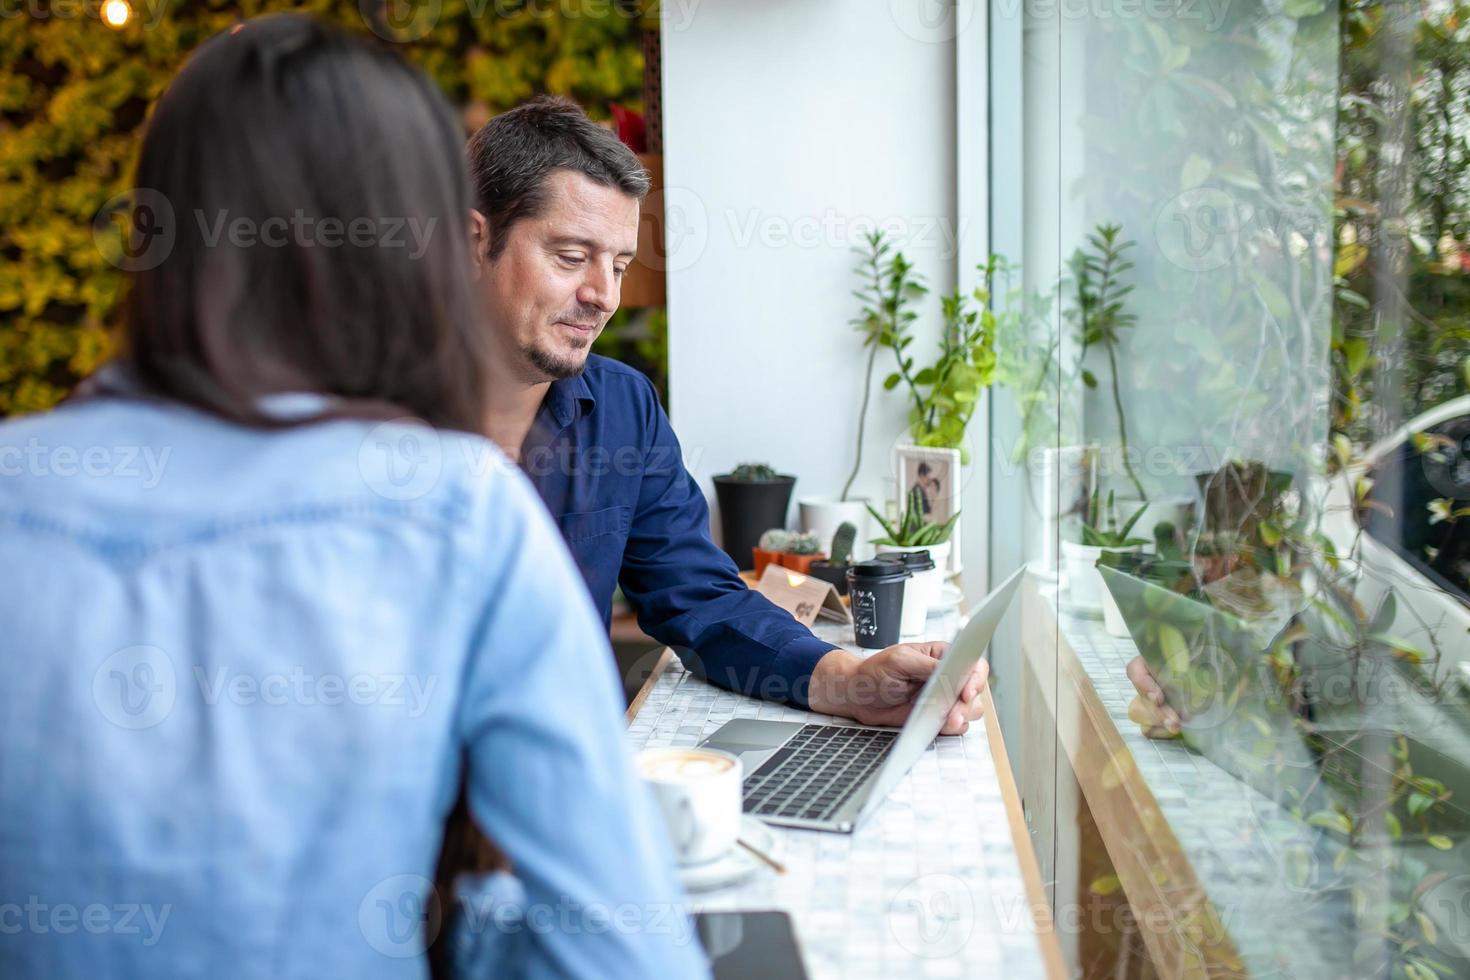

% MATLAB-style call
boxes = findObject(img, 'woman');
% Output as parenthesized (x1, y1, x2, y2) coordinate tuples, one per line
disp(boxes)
(0, 15, 705, 979)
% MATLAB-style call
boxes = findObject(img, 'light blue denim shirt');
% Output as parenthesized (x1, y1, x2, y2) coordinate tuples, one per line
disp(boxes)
(0, 383, 709, 979)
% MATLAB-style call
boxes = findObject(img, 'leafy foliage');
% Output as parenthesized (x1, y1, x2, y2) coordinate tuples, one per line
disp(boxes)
(0, 1, 646, 415)
(867, 484, 959, 548)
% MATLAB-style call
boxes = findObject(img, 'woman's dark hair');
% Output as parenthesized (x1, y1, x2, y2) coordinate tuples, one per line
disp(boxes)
(122, 14, 488, 434)
(466, 95, 649, 258)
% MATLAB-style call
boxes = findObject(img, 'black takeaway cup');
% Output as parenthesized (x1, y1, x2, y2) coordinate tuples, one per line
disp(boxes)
(846, 560, 910, 649)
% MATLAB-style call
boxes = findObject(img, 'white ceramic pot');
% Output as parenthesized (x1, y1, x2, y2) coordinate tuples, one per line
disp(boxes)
(798, 496, 872, 562)
(1063, 540, 1142, 623)
(876, 541, 949, 615)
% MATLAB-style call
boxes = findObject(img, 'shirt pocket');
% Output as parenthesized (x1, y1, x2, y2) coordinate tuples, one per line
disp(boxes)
(558, 505, 631, 544)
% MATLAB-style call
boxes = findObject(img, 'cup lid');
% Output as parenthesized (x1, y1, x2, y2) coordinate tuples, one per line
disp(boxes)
(847, 559, 910, 583)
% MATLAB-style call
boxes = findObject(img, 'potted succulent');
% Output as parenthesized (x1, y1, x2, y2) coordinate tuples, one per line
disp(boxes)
(713, 463, 796, 571)
(752, 529, 791, 578)
(1063, 489, 1148, 625)
(867, 486, 958, 611)
(776, 531, 825, 574)
(807, 522, 857, 595)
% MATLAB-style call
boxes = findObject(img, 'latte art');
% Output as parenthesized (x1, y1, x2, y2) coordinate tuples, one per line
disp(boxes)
(637, 748, 737, 782)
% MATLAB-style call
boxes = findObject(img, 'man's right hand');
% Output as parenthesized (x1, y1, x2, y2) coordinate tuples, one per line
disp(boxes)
(1126, 656, 1181, 739)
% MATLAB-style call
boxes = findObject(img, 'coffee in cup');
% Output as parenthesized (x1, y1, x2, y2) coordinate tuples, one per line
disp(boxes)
(635, 746, 743, 865)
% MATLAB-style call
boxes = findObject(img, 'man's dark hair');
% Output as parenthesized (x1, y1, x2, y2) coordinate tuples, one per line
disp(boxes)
(122, 14, 489, 435)
(466, 95, 650, 257)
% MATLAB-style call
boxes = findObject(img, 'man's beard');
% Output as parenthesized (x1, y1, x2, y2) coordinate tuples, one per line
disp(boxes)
(522, 336, 592, 381)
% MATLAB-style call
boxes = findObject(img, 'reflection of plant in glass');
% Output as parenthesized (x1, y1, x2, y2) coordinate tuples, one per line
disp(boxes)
(1070, 224, 1146, 502)
(1080, 490, 1148, 549)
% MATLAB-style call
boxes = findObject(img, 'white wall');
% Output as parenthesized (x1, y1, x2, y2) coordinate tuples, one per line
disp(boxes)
(662, 1, 967, 564)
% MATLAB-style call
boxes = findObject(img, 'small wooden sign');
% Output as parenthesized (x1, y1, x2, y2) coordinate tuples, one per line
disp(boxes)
(754, 564, 852, 627)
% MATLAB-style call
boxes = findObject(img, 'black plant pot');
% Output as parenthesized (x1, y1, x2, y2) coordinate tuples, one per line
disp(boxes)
(807, 560, 851, 596)
(712, 474, 795, 570)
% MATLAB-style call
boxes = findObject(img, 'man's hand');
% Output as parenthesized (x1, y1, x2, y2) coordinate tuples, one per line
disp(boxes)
(807, 643, 987, 735)
(1126, 655, 1181, 738)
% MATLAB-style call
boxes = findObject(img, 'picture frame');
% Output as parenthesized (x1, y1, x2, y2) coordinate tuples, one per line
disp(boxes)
(893, 444, 963, 574)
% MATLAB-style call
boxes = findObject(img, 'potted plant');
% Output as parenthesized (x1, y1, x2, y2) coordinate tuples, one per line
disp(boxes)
(808, 522, 857, 595)
(868, 485, 958, 612)
(713, 463, 795, 571)
(752, 528, 791, 578)
(776, 531, 825, 574)
(1063, 489, 1148, 625)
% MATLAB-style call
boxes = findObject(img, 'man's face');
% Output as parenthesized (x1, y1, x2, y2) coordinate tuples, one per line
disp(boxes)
(473, 170, 639, 383)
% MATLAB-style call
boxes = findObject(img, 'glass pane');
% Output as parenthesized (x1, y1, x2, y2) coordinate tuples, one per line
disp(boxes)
(989, 0, 1470, 974)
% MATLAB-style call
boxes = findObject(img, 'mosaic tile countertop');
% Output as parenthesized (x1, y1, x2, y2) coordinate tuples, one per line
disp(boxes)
(625, 613, 1049, 980)
(1053, 589, 1355, 978)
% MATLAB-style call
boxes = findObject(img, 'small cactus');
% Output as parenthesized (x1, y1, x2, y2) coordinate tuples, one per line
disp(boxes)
(829, 522, 857, 563)
(758, 528, 792, 552)
(787, 531, 822, 555)
(731, 462, 778, 481)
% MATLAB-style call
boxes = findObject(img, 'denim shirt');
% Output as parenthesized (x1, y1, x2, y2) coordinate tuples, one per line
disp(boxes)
(0, 385, 709, 980)
(524, 355, 837, 708)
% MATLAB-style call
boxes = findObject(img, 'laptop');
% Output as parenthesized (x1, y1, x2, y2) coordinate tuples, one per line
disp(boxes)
(698, 568, 1024, 833)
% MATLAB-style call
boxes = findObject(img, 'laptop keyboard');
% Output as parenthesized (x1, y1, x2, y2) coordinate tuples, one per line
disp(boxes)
(742, 724, 898, 822)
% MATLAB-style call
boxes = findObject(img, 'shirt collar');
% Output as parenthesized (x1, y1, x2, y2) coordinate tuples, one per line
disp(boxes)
(542, 371, 597, 430)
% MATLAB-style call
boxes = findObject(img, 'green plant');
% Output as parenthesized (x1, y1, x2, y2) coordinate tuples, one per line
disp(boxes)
(1079, 489, 1148, 549)
(1070, 223, 1145, 502)
(757, 529, 792, 552)
(829, 521, 857, 564)
(786, 531, 822, 555)
(729, 462, 779, 482)
(867, 485, 960, 548)
(843, 230, 926, 499)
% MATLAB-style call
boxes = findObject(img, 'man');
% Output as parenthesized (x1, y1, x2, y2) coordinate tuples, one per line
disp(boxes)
(465, 96, 987, 734)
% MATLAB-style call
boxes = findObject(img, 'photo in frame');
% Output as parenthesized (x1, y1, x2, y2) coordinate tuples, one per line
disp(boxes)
(893, 445, 962, 574)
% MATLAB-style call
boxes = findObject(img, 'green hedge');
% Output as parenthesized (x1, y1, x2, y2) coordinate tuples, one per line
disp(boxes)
(0, 0, 647, 415)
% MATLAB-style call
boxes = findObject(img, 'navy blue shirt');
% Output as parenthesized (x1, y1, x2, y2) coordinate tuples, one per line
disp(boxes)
(523, 355, 837, 708)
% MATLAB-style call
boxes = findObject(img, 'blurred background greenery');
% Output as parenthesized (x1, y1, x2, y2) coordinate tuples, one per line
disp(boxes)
(0, 0, 656, 415)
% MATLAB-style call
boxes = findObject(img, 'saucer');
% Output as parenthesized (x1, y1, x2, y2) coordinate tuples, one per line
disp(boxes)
(677, 817, 779, 892)
(928, 583, 964, 615)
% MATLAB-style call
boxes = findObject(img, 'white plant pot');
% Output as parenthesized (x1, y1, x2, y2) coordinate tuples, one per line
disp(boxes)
(1101, 580, 1132, 637)
(875, 541, 949, 616)
(798, 496, 872, 562)
(1063, 541, 1142, 624)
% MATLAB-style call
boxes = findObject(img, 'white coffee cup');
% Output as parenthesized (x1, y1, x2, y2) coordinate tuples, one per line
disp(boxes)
(635, 746, 743, 866)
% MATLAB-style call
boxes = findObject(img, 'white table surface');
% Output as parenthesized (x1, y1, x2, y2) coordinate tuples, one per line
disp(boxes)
(625, 613, 1050, 980)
